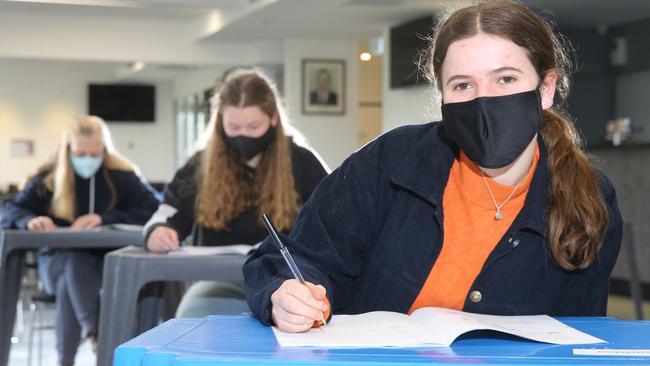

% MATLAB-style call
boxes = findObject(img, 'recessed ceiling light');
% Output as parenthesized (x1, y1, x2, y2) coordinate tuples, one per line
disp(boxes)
(130, 61, 146, 72)
(360, 52, 372, 61)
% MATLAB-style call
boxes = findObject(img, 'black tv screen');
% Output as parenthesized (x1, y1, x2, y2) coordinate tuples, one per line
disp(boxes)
(390, 15, 435, 89)
(88, 84, 155, 122)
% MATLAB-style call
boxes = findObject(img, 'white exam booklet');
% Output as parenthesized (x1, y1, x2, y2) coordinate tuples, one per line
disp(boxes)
(51, 224, 143, 232)
(103, 224, 143, 232)
(168, 244, 259, 256)
(273, 307, 606, 348)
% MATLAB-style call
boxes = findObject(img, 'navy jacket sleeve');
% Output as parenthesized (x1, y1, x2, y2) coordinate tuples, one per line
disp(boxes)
(0, 174, 52, 229)
(243, 147, 381, 324)
(99, 170, 161, 226)
(143, 154, 199, 245)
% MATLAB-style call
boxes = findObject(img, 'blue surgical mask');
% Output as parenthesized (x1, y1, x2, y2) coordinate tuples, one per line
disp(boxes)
(70, 155, 103, 179)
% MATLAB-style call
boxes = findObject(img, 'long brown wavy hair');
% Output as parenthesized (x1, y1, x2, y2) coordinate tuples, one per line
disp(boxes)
(427, 0, 609, 270)
(195, 69, 300, 232)
(29, 115, 136, 221)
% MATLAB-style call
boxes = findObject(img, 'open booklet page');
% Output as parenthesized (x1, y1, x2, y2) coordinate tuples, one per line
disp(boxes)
(101, 224, 143, 232)
(49, 224, 143, 233)
(273, 307, 605, 348)
(168, 243, 260, 256)
(46, 228, 97, 233)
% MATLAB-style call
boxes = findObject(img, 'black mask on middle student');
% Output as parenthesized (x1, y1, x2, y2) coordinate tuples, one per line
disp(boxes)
(222, 124, 276, 161)
(440, 89, 543, 169)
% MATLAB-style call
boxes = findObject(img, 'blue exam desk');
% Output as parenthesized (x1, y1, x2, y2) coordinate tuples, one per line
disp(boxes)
(115, 315, 650, 365)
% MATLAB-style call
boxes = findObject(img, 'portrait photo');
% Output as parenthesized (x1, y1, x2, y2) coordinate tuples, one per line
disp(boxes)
(302, 59, 345, 115)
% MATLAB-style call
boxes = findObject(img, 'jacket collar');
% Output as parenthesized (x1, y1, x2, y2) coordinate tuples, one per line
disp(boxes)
(390, 123, 456, 207)
(390, 123, 548, 237)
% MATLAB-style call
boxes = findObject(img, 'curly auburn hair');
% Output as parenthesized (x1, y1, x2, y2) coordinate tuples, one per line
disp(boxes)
(195, 69, 300, 232)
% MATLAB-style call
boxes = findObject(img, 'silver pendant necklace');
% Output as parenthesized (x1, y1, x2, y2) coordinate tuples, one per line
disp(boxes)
(481, 173, 521, 220)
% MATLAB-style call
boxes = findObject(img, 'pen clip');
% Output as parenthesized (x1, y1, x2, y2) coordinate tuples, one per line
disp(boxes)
(261, 213, 285, 251)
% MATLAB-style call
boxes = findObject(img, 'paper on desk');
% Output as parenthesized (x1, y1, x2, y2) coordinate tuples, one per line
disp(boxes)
(168, 244, 258, 256)
(103, 224, 143, 232)
(573, 348, 650, 356)
(274, 312, 433, 348)
(49, 225, 142, 232)
(273, 307, 606, 348)
(51, 227, 101, 233)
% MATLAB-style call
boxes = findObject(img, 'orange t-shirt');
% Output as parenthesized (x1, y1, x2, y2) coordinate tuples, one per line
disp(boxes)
(408, 145, 540, 313)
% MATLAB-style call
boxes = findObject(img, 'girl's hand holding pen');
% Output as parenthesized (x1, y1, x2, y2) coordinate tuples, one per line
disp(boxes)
(261, 213, 330, 332)
(147, 226, 180, 253)
(271, 279, 330, 333)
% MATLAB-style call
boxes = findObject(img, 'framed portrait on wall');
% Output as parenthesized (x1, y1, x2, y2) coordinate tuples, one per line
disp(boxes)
(302, 59, 345, 115)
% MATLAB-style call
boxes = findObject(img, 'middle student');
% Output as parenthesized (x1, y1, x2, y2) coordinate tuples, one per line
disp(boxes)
(144, 69, 329, 317)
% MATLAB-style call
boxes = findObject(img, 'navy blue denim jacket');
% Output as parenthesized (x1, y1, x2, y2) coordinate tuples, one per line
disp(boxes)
(1, 168, 160, 229)
(244, 122, 623, 324)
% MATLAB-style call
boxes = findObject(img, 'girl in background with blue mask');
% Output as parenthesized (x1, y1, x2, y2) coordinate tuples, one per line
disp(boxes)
(0, 115, 159, 366)
(244, 0, 623, 333)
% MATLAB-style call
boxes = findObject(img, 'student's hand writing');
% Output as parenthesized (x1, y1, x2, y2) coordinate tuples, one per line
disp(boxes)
(147, 226, 180, 252)
(26, 216, 58, 231)
(70, 213, 102, 230)
(271, 279, 329, 333)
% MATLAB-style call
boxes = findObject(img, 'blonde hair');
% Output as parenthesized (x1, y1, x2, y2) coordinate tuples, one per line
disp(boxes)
(39, 115, 136, 221)
(195, 69, 300, 232)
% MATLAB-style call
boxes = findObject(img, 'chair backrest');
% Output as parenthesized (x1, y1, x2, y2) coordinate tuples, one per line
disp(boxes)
(622, 221, 644, 320)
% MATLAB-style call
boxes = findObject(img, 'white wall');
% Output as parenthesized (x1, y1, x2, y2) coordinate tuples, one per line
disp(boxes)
(173, 65, 235, 99)
(173, 63, 284, 99)
(381, 29, 440, 133)
(0, 59, 175, 188)
(284, 39, 358, 170)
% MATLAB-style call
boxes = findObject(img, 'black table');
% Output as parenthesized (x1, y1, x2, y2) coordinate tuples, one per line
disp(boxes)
(0, 229, 141, 366)
(97, 246, 247, 366)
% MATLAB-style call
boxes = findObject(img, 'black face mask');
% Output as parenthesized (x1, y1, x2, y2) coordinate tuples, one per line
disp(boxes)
(222, 125, 277, 161)
(441, 89, 543, 169)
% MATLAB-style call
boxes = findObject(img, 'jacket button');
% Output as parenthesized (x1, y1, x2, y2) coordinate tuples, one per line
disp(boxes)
(470, 291, 482, 303)
(512, 239, 520, 247)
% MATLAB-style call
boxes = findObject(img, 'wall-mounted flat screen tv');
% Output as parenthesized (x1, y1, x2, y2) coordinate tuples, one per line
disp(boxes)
(390, 15, 435, 89)
(88, 84, 155, 122)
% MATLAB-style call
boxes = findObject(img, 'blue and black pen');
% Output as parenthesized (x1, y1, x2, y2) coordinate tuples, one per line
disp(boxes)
(261, 213, 327, 327)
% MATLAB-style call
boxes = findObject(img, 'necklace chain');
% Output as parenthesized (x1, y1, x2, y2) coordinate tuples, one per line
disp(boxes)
(481, 172, 521, 220)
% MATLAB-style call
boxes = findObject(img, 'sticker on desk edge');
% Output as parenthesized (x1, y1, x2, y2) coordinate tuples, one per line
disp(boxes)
(573, 348, 650, 357)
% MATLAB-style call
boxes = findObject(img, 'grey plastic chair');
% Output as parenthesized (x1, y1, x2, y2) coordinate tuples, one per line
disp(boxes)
(623, 221, 644, 320)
